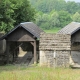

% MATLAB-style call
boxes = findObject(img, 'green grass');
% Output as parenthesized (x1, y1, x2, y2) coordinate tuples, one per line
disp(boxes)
(0, 65, 80, 80)
(44, 28, 61, 33)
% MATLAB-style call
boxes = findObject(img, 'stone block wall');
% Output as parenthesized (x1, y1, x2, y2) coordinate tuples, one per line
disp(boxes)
(40, 51, 54, 67)
(56, 51, 70, 67)
(40, 33, 71, 50)
(40, 50, 70, 67)
(39, 33, 71, 67)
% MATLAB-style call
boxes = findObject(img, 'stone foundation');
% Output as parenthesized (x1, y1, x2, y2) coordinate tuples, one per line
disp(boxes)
(40, 50, 70, 67)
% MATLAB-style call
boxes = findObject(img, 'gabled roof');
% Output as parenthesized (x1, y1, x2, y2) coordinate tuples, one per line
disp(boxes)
(58, 22, 80, 35)
(0, 22, 44, 40)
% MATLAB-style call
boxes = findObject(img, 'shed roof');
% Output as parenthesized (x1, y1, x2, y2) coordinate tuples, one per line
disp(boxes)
(58, 22, 80, 35)
(0, 22, 44, 40)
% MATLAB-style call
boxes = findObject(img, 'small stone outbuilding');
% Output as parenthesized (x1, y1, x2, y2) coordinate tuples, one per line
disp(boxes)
(39, 22, 80, 67)
(39, 33, 71, 67)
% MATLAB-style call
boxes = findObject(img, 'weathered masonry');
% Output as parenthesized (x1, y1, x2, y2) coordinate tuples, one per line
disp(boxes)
(0, 22, 43, 65)
(39, 33, 71, 67)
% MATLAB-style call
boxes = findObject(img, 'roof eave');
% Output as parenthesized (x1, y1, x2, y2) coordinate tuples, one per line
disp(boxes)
(0, 24, 20, 40)
(20, 24, 40, 38)
(71, 27, 80, 35)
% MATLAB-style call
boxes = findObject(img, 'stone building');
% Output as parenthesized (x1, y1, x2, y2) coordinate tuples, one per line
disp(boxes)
(40, 22, 80, 67)
(58, 22, 80, 67)
(39, 33, 71, 67)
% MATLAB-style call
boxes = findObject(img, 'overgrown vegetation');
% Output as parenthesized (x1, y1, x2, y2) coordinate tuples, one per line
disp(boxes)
(0, 0, 35, 32)
(0, 65, 80, 80)
(29, 0, 80, 30)
(44, 28, 61, 33)
(0, 0, 80, 32)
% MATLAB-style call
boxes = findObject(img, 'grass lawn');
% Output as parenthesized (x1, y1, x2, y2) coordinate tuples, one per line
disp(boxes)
(0, 65, 80, 80)
(44, 28, 61, 33)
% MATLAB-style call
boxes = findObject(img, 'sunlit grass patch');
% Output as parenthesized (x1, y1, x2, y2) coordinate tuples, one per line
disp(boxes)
(0, 65, 80, 80)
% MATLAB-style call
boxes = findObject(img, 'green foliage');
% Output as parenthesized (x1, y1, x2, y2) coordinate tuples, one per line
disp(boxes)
(14, 0, 35, 25)
(1, 0, 80, 32)
(0, 0, 15, 32)
(0, 0, 35, 32)
(29, 0, 80, 30)
(29, 0, 80, 14)
(72, 12, 80, 22)
(35, 12, 50, 29)
(58, 11, 72, 27)
(50, 11, 60, 28)
(35, 10, 72, 29)
(66, 1, 79, 14)
(29, 0, 67, 13)
(44, 28, 61, 33)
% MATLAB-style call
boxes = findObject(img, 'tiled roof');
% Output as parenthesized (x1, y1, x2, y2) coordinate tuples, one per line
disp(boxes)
(58, 22, 80, 35)
(0, 22, 44, 40)
(20, 22, 43, 38)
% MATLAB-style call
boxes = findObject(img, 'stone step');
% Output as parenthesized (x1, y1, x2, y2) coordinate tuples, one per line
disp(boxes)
(71, 64, 80, 68)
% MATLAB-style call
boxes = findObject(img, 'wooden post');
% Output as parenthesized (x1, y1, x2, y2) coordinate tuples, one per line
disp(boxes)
(34, 41, 37, 64)
(6, 41, 9, 64)
(13, 42, 17, 62)
(13, 51, 14, 62)
(19, 46, 21, 55)
(19, 43, 23, 55)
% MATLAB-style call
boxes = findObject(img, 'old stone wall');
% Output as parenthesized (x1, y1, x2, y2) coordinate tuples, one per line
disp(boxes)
(39, 33, 71, 67)
(56, 51, 70, 67)
(40, 33, 71, 50)
(40, 50, 70, 67)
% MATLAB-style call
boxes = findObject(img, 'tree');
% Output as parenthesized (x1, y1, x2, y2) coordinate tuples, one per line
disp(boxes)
(29, 0, 67, 13)
(72, 12, 80, 22)
(13, 0, 35, 25)
(29, 0, 80, 29)
(66, 1, 78, 14)
(35, 12, 50, 29)
(0, 0, 35, 32)
(0, 0, 15, 32)
(50, 11, 60, 28)
(35, 12, 43, 27)
(58, 11, 72, 27)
